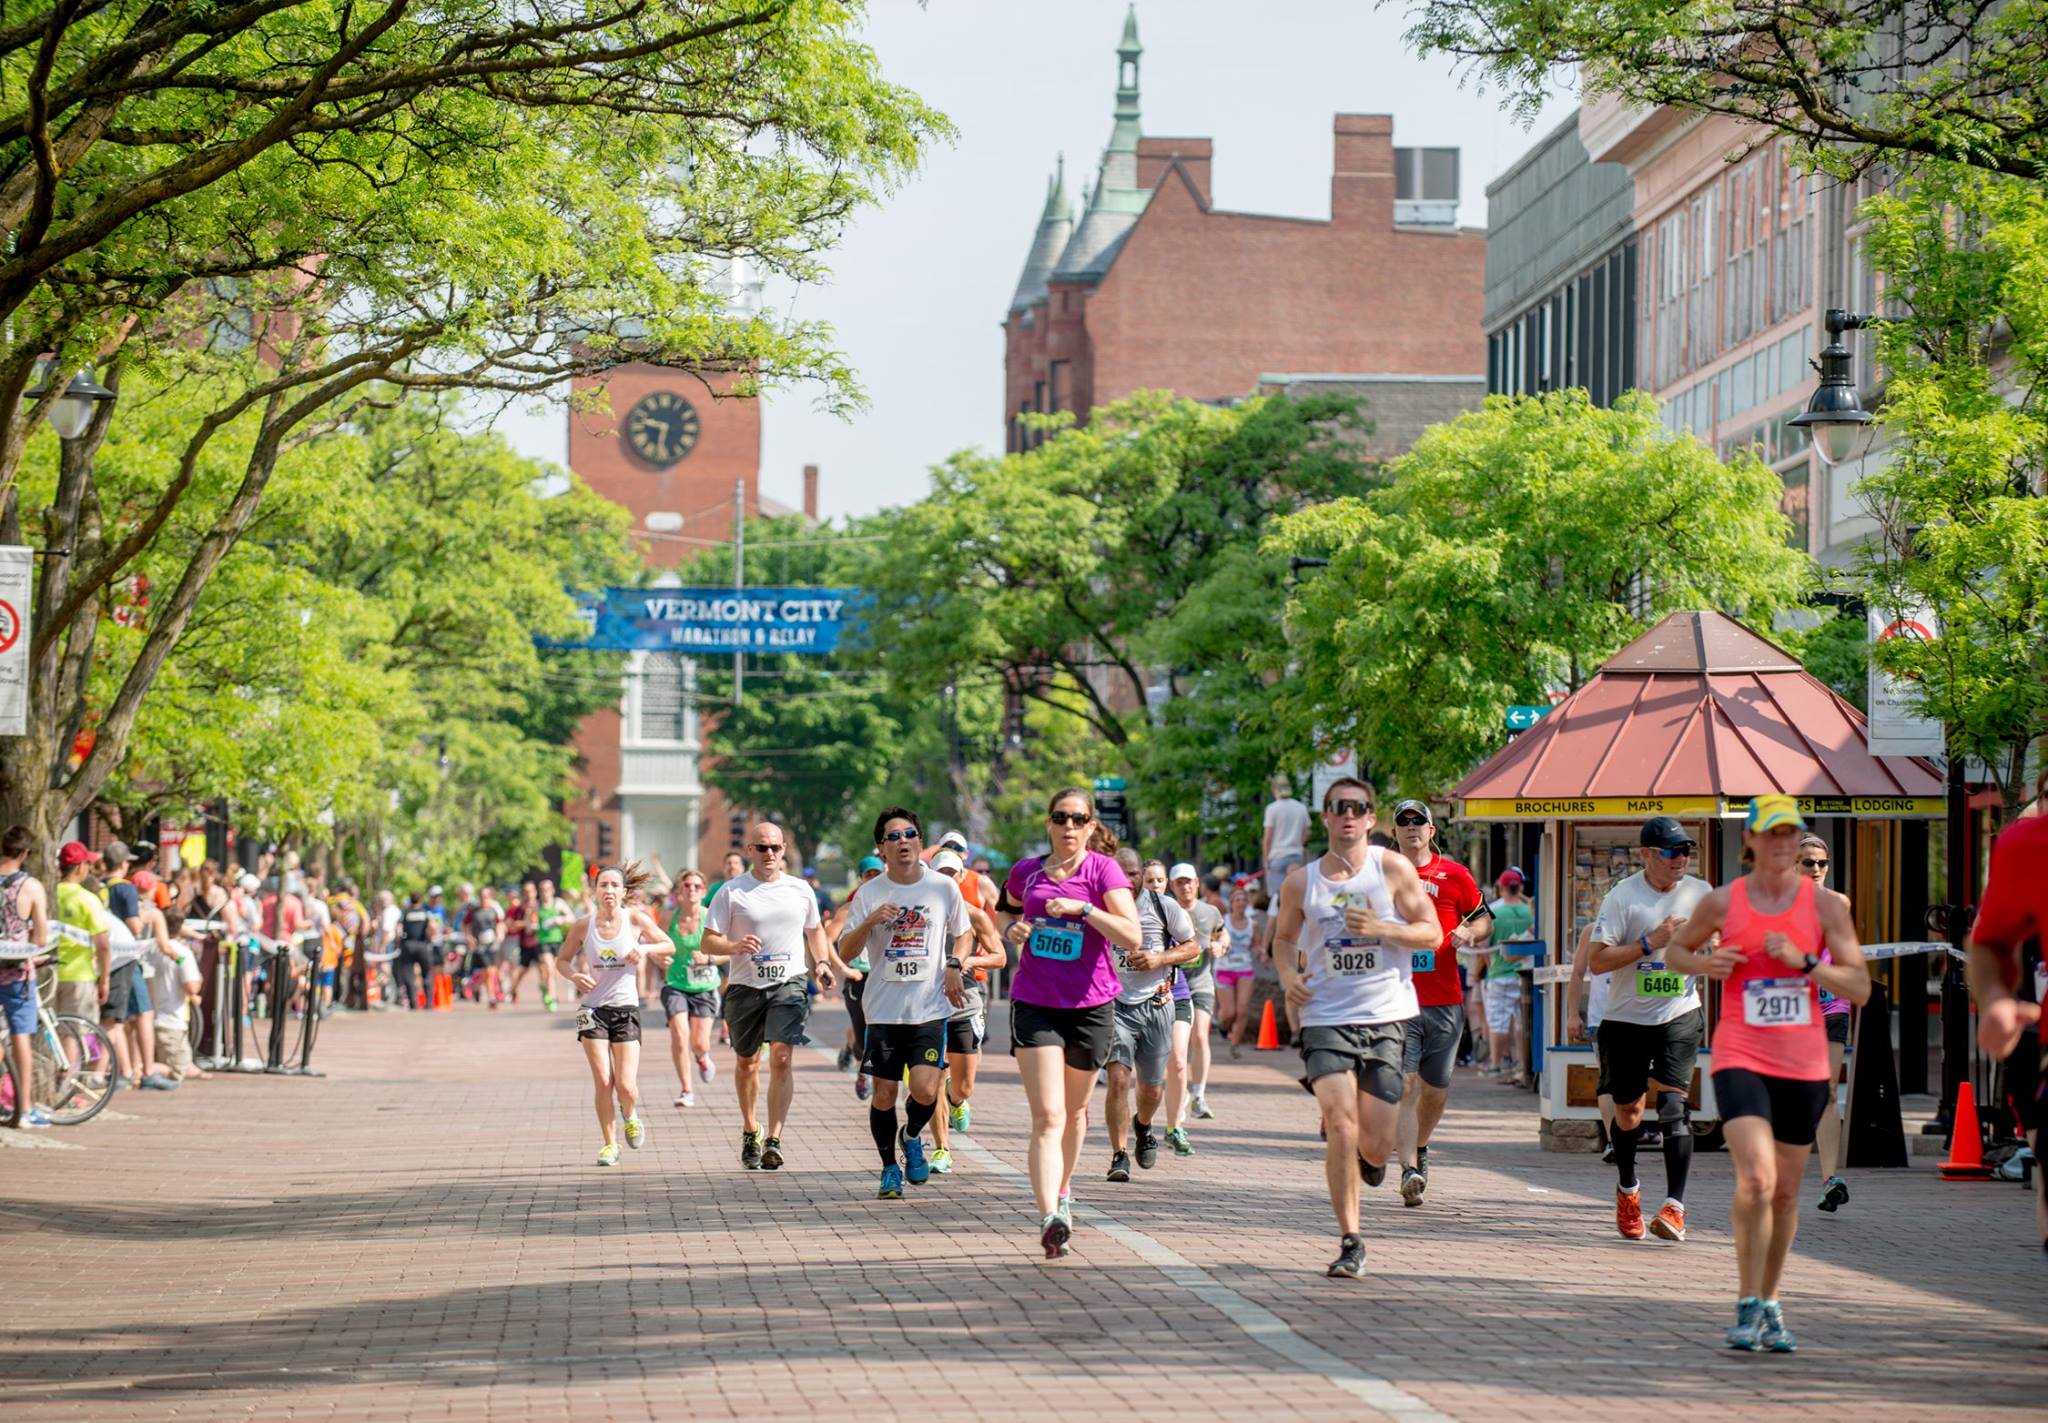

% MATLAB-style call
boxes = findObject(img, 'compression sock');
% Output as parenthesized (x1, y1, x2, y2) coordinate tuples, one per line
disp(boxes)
(1612, 1123, 1643, 1191)
(1663, 1125, 1693, 1203)
(869, 1106, 898, 1165)
(904, 1094, 937, 1141)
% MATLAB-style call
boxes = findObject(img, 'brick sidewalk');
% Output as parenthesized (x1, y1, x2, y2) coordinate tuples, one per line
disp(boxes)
(2, 997, 2041, 1421)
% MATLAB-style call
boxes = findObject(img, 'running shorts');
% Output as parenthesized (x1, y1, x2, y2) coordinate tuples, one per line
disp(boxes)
(1595, 1010, 1704, 1103)
(1172, 996, 1193, 1025)
(723, 981, 809, 1058)
(1109, 997, 1173, 1086)
(101, 962, 151, 1022)
(1298, 1021, 1406, 1104)
(1010, 998, 1114, 1072)
(1215, 970, 1253, 989)
(660, 985, 720, 1021)
(1402, 1002, 1463, 1089)
(863, 1018, 947, 1078)
(1824, 1012, 1851, 1045)
(576, 1004, 641, 1043)
(946, 1012, 985, 1056)
(844, 974, 867, 1047)
(1712, 1066, 1831, 1146)
(1189, 988, 1216, 1018)
(519, 942, 544, 968)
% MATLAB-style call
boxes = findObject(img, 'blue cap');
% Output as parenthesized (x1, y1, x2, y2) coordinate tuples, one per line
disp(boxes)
(857, 854, 885, 874)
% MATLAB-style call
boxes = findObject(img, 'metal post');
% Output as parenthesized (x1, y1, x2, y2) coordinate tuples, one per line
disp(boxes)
(1935, 742, 1970, 1134)
(732, 477, 745, 708)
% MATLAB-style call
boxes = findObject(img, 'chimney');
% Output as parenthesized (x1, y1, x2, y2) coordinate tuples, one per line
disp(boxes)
(1331, 114, 1394, 227)
(802, 464, 819, 521)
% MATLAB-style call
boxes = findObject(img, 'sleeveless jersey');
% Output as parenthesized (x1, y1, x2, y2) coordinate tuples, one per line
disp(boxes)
(1297, 849, 1418, 1028)
(579, 913, 641, 1009)
(1711, 877, 1828, 1081)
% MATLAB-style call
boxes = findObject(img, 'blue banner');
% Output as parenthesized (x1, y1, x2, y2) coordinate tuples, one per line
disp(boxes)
(543, 587, 862, 655)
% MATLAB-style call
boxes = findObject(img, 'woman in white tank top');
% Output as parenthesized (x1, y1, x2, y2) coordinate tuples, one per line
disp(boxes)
(560, 863, 669, 1167)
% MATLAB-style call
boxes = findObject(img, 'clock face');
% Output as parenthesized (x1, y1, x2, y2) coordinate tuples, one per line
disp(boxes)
(623, 390, 700, 469)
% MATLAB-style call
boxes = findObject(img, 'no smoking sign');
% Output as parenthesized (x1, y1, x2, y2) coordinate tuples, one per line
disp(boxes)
(0, 598, 19, 654)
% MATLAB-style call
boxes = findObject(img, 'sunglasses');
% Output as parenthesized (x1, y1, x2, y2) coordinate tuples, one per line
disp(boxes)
(1652, 846, 1694, 860)
(1392, 813, 1430, 828)
(750, 843, 786, 855)
(1799, 857, 1829, 870)
(1324, 799, 1373, 819)
(1047, 811, 1093, 827)
(881, 829, 920, 844)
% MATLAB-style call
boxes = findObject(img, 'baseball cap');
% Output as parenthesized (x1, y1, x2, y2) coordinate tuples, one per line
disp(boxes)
(857, 854, 885, 875)
(103, 839, 133, 865)
(1498, 866, 1526, 889)
(57, 841, 97, 868)
(1639, 816, 1696, 850)
(802, 866, 818, 879)
(428, 883, 444, 896)
(131, 868, 159, 893)
(931, 849, 966, 874)
(1168, 862, 1198, 882)
(1392, 799, 1433, 824)
(1745, 794, 1805, 834)
(238, 872, 260, 892)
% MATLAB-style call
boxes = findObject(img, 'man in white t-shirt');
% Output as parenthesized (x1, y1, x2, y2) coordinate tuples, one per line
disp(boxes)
(1263, 774, 1311, 889)
(702, 821, 838, 1172)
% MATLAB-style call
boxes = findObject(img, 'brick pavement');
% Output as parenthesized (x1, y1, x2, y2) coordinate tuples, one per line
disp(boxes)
(2, 997, 2042, 1421)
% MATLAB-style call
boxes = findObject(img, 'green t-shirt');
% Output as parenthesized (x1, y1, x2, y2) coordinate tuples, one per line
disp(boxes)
(54, 881, 113, 982)
(665, 911, 718, 992)
(1486, 898, 1536, 980)
(535, 900, 570, 947)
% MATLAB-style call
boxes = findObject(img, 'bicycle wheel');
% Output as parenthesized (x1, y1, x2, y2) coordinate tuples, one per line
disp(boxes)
(39, 1013, 118, 1125)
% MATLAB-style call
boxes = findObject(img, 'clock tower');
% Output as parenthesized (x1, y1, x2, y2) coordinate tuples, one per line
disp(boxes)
(564, 363, 764, 876)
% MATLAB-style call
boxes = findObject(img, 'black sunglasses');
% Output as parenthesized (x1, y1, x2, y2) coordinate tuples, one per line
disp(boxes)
(1652, 846, 1694, 859)
(881, 829, 920, 844)
(1799, 857, 1829, 869)
(1392, 813, 1430, 828)
(1047, 811, 1093, 827)
(1324, 798, 1373, 819)
(750, 843, 786, 855)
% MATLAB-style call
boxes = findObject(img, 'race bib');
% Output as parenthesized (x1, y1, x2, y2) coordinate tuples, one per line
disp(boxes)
(1325, 938, 1383, 976)
(753, 952, 790, 983)
(1743, 977, 1812, 1028)
(1410, 950, 1435, 974)
(1028, 917, 1083, 962)
(1636, 963, 1685, 998)
(575, 1007, 597, 1034)
(885, 944, 932, 980)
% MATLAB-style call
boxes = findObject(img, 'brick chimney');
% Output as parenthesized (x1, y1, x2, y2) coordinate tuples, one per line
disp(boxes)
(1331, 114, 1394, 227)
(802, 463, 819, 521)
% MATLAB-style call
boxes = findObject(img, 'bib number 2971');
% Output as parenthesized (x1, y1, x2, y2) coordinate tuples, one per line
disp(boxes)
(1743, 977, 1811, 1028)
(1029, 917, 1083, 962)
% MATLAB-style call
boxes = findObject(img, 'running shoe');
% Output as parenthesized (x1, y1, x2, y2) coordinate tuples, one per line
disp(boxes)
(1055, 1190, 1073, 1227)
(1190, 1092, 1215, 1120)
(1817, 1174, 1849, 1212)
(949, 1100, 971, 1133)
(596, 1142, 620, 1167)
(698, 1054, 715, 1083)
(877, 1162, 904, 1199)
(1165, 1126, 1194, 1156)
(901, 1131, 930, 1185)
(1107, 1150, 1132, 1182)
(929, 1146, 954, 1174)
(1638, 1126, 1663, 1150)
(1648, 1200, 1686, 1242)
(1725, 1296, 1763, 1351)
(1399, 1167, 1427, 1207)
(17, 1106, 52, 1129)
(622, 1115, 645, 1150)
(740, 1129, 762, 1170)
(1615, 1185, 1646, 1240)
(854, 1073, 871, 1102)
(1041, 1211, 1071, 1259)
(836, 1045, 856, 1073)
(1135, 1126, 1158, 1170)
(1758, 1301, 1797, 1353)
(760, 1136, 785, 1171)
(542, 992, 558, 1013)
(1326, 1233, 1367, 1279)
(674, 1090, 695, 1108)
(1415, 1144, 1429, 1179)
(1358, 1155, 1387, 1188)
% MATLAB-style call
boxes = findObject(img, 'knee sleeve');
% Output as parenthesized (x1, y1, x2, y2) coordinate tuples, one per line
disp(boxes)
(1657, 1090, 1688, 1131)
(1360, 1060, 1405, 1106)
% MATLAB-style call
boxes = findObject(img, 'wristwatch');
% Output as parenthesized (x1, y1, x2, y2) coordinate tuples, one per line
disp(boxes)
(1800, 952, 1820, 975)
(945, 956, 963, 971)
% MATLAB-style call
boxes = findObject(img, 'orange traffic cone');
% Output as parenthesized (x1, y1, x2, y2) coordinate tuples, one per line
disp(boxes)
(1940, 1082, 1992, 1179)
(432, 972, 453, 1011)
(1255, 999, 1280, 1051)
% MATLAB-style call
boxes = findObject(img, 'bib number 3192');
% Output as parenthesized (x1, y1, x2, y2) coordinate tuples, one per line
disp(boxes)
(1029, 917, 1083, 962)
(1743, 977, 1811, 1028)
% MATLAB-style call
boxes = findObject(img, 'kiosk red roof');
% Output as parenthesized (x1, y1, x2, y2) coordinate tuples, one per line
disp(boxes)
(1452, 611, 1943, 805)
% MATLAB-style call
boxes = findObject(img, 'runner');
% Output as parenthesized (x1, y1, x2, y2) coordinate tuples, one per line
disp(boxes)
(470, 886, 505, 1009)
(1660, 795, 1869, 1350)
(558, 862, 667, 1166)
(701, 822, 838, 1171)
(1564, 922, 1618, 1158)
(532, 879, 569, 1013)
(998, 786, 1143, 1257)
(1798, 834, 1855, 1212)
(1169, 862, 1224, 1125)
(1271, 778, 1441, 1277)
(654, 869, 718, 1108)
(928, 845, 1006, 1172)
(1102, 854, 1197, 1179)
(1145, 860, 1204, 1155)
(1583, 815, 1714, 1243)
(1388, 800, 1487, 1206)
(836, 808, 970, 1198)
(830, 855, 884, 1101)
(1217, 884, 1258, 1057)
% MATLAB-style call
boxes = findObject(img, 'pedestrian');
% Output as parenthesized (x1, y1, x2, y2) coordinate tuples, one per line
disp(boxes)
(1796, 834, 1855, 1213)
(1262, 773, 1310, 890)
(1662, 795, 1870, 1352)
(0, 825, 52, 1126)
(1483, 868, 1536, 1083)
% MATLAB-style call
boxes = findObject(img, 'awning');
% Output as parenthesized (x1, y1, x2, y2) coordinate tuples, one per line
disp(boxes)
(1454, 611, 1945, 821)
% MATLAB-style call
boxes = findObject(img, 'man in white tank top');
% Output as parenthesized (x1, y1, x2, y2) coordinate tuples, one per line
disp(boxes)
(1270, 777, 1441, 1280)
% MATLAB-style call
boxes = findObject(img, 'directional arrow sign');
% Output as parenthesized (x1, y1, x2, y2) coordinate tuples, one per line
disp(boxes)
(1504, 705, 1552, 732)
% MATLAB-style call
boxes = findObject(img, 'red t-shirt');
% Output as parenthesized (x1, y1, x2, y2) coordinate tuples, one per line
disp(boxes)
(1411, 853, 1483, 1007)
(1973, 815, 2048, 960)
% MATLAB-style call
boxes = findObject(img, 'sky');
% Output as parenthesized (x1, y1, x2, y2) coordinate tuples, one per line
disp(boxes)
(478, 1, 1569, 521)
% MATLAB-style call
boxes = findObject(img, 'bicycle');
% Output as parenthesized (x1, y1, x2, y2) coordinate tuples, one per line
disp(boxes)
(0, 940, 120, 1127)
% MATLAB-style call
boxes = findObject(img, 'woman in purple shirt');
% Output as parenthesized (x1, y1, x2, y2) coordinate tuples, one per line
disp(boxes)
(1002, 786, 1142, 1258)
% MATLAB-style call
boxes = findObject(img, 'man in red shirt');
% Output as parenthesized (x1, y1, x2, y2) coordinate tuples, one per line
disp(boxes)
(1967, 764, 2046, 1250)
(1389, 799, 1487, 1206)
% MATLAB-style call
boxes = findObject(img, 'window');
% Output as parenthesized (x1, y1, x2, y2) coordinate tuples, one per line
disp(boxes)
(637, 654, 691, 744)
(1394, 148, 1459, 201)
(1048, 360, 1070, 413)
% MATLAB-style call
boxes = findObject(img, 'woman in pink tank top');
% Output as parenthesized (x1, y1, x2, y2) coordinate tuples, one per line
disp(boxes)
(1660, 795, 1870, 1356)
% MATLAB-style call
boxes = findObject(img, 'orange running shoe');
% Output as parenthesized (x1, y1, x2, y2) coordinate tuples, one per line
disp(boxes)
(1615, 1186, 1646, 1240)
(1649, 1200, 1687, 1242)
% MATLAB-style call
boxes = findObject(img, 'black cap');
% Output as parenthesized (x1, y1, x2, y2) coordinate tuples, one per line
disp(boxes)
(1640, 816, 1696, 850)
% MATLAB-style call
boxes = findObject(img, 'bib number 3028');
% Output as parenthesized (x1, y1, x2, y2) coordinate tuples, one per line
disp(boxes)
(1743, 977, 1812, 1028)
(1327, 939, 1383, 976)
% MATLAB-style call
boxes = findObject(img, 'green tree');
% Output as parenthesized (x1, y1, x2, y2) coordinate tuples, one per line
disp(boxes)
(1401, 0, 2048, 180)
(983, 678, 1102, 859)
(1853, 165, 2048, 817)
(1267, 390, 1817, 798)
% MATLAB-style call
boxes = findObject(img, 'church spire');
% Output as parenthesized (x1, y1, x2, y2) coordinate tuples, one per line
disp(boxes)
(1110, 5, 1142, 156)
(1008, 155, 1073, 314)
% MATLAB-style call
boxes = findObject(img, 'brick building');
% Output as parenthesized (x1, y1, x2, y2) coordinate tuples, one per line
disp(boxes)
(1001, 8, 1487, 448)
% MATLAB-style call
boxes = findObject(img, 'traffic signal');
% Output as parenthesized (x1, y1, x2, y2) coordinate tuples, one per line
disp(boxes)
(596, 821, 614, 859)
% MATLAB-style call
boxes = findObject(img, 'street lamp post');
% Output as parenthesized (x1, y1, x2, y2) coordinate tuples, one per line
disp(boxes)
(25, 363, 118, 442)
(1789, 309, 1880, 467)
